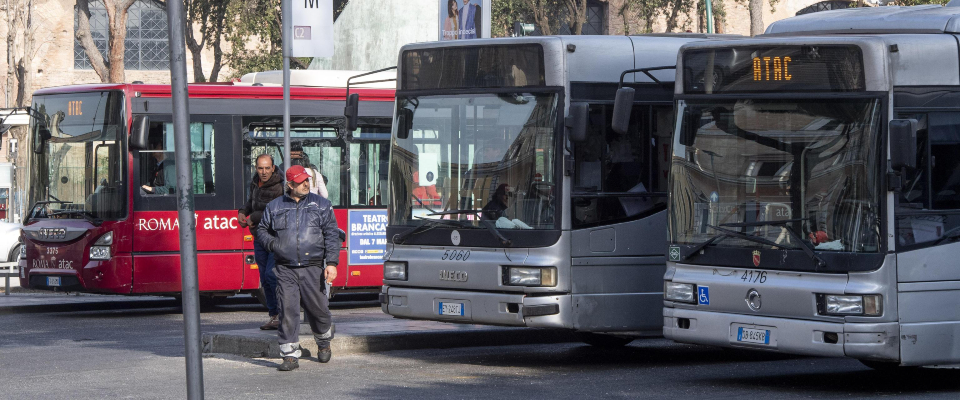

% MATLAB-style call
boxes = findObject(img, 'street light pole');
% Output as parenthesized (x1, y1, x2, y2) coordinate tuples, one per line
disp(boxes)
(282, 0, 292, 173)
(165, 0, 204, 398)
(706, 0, 715, 34)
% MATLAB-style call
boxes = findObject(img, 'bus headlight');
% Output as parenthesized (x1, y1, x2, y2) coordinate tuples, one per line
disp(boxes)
(503, 267, 557, 287)
(90, 232, 113, 261)
(664, 281, 697, 304)
(383, 261, 407, 281)
(818, 294, 882, 316)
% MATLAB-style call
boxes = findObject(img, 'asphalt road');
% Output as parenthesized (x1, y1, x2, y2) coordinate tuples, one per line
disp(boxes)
(1, 293, 959, 399)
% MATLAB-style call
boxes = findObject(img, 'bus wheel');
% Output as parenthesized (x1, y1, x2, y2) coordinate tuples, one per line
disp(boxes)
(252, 288, 268, 308)
(859, 360, 913, 371)
(576, 332, 634, 348)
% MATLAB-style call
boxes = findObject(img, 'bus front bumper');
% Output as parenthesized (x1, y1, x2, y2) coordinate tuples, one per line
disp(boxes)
(381, 286, 571, 329)
(664, 307, 900, 362)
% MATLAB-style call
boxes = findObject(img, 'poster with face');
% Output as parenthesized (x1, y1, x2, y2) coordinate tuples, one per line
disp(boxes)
(439, 0, 492, 41)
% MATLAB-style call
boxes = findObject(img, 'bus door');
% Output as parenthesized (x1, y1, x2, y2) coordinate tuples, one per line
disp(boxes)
(344, 124, 391, 288)
(243, 123, 350, 288)
(131, 114, 243, 293)
(569, 100, 673, 331)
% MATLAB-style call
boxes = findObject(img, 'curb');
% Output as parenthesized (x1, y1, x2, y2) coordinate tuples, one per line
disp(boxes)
(202, 325, 579, 358)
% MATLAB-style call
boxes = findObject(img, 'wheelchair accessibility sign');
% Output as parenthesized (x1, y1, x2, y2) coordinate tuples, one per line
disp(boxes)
(698, 286, 710, 305)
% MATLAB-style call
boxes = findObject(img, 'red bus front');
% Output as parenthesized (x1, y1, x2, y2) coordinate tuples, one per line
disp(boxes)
(18, 84, 394, 298)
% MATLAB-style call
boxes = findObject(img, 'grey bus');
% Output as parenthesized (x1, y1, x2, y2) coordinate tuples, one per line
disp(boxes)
(378, 35, 716, 346)
(662, 4, 960, 367)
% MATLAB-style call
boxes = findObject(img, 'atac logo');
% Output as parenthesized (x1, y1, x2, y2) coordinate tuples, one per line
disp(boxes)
(752, 250, 761, 267)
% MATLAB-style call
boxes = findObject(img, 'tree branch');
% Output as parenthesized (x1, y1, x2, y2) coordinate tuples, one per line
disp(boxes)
(75, 0, 109, 81)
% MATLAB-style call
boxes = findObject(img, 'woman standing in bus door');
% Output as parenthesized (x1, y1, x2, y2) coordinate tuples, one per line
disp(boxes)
(238, 154, 285, 330)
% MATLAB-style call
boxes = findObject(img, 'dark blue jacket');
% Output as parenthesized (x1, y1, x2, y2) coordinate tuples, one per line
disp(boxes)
(257, 192, 340, 267)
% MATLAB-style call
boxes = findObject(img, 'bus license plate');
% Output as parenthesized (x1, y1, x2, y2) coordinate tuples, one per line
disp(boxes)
(439, 302, 463, 316)
(47, 277, 61, 287)
(736, 327, 770, 345)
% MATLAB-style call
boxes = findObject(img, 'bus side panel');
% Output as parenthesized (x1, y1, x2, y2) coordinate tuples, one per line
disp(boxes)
(898, 284, 960, 366)
(131, 253, 244, 293)
(132, 211, 245, 252)
(345, 264, 384, 287)
(570, 211, 667, 332)
(241, 250, 260, 290)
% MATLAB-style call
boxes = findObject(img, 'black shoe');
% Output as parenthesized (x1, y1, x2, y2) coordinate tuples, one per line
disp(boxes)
(317, 346, 332, 363)
(277, 357, 299, 371)
(260, 315, 280, 330)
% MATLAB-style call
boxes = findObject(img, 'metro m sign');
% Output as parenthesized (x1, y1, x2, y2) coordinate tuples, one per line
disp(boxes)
(290, 0, 334, 57)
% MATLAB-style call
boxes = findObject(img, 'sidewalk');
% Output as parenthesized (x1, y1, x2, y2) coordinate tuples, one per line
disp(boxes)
(203, 315, 578, 358)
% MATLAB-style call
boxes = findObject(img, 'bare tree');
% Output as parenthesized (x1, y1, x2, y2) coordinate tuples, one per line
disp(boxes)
(562, 0, 588, 35)
(75, 0, 139, 83)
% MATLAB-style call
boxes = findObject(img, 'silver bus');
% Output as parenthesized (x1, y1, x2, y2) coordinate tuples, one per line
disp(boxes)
(662, 4, 960, 368)
(379, 35, 714, 346)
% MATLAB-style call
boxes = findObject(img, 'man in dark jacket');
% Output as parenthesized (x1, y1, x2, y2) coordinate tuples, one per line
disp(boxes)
(258, 165, 341, 372)
(238, 154, 285, 330)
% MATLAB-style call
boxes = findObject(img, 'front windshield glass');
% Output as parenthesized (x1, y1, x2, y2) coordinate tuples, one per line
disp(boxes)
(669, 98, 882, 253)
(30, 91, 126, 221)
(390, 93, 558, 230)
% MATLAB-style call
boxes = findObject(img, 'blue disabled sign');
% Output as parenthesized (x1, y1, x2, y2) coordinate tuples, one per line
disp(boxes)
(698, 286, 710, 305)
(348, 209, 388, 265)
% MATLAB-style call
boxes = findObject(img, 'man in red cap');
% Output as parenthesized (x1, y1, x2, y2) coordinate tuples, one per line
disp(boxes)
(258, 165, 341, 371)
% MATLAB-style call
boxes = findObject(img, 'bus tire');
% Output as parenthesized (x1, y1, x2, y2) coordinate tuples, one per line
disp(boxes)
(859, 360, 913, 371)
(252, 288, 268, 308)
(576, 332, 634, 348)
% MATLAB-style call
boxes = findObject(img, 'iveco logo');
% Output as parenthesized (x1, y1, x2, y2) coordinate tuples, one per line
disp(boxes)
(38, 228, 67, 240)
(746, 289, 762, 311)
(439, 270, 468, 282)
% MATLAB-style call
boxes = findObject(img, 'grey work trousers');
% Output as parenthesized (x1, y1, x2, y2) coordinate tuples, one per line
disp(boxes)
(276, 264, 333, 359)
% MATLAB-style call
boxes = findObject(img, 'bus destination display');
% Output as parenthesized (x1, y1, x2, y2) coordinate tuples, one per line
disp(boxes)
(401, 44, 545, 90)
(682, 45, 865, 94)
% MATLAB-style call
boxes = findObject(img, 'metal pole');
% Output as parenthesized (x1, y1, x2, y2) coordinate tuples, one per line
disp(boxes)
(705, 0, 715, 34)
(166, 1, 204, 398)
(282, 0, 292, 173)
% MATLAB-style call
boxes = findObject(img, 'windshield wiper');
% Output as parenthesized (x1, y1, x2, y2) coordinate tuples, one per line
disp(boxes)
(720, 219, 826, 268)
(412, 194, 439, 215)
(681, 234, 729, 260)
(426, 209, 480, 217)
(392, 217, 473, 244)
(684, 224, 790, 261)
(49, 209, 102, 226)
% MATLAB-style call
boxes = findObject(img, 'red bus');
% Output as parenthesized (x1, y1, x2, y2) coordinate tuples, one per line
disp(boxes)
(16, 70, 395, 302)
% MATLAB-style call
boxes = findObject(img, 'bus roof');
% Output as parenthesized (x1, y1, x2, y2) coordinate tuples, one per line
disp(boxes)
(32, 79, 395, 102)
(238, 69, 396, 89)
(397, 35, 732, 87)
(765, 3, 960, 35)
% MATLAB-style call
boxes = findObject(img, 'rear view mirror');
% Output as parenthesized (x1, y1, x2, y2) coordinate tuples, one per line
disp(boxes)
(130, 115, 150, 150)
(396, 108, 414, 139)
(679, 109, 699, 147)
(344, 93, 360, 132)
(565, 102, 588, 143)
(889, 119, 918, 171)
(34, 126, 51, 154)
(611, 87, 635, 135)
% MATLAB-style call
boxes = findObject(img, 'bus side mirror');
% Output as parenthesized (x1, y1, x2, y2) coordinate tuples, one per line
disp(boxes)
(344, 93, 360, 132)
(611, 87, 635, 135)
(396, 108, 413, 139)
(679, 109, 698, 146)
(565, 102, 588, 143)
(130, 115, 150, 150)
(890, 119, 918, 171)
(34, 126, 51, 154)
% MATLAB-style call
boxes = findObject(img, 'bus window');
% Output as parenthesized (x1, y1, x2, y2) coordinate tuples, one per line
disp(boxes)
(571, 104, 669, 228)
(244, 125, 345, 206)
(139, 121, 216, 195)
(897, 112, 960, 247)
(350, 142, 389, 206)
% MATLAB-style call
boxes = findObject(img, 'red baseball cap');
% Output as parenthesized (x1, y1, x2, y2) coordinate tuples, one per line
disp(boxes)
(286, 165, 310, 183)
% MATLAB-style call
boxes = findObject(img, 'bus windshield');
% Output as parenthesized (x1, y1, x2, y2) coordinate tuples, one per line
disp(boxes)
(390, 92, 558, 230)
(30, 91, 126, 221)
(669, 98, 883, 254)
